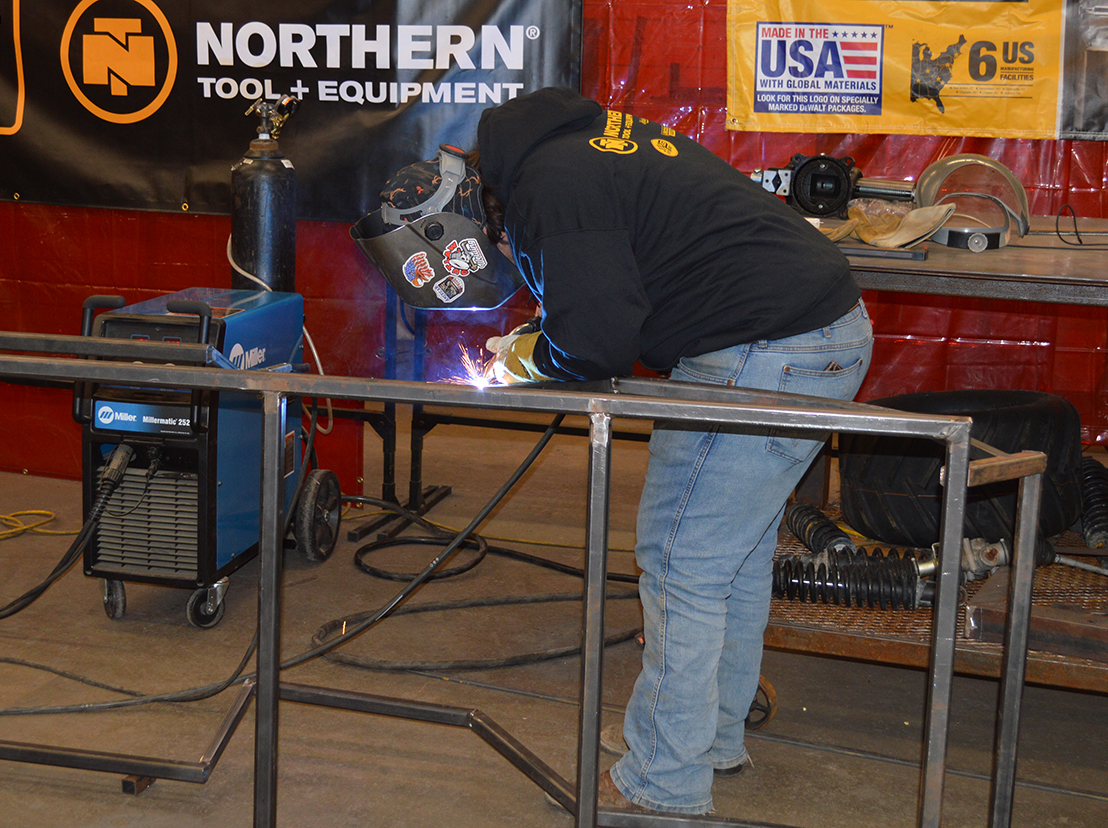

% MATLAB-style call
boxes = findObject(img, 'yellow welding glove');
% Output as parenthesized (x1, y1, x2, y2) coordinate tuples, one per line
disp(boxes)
(485, 331, 552, 384)
(848, 203, 955, 249)
(820, 219, 858, 242)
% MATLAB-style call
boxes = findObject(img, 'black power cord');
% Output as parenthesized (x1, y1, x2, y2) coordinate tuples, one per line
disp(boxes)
(0, 443, 134, 620)
(0, 412, 584, 713)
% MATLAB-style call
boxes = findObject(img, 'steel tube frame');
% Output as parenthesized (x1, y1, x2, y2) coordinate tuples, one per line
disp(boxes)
(0, 347, 1045, 828)
(0, 679, 255, 785)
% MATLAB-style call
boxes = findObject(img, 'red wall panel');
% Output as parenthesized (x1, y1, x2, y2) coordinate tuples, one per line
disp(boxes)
(582, 0, 1108, 443)
(2, 0, 1107, 488)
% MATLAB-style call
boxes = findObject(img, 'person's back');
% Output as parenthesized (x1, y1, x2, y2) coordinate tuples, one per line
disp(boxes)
(477, 86, 859, 378)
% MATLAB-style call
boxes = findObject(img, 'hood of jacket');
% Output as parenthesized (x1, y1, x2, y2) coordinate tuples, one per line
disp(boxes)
(476, 87, 603, 204)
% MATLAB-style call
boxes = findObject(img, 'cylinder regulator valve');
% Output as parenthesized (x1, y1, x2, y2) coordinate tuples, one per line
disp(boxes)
(230, 94, 300, 293)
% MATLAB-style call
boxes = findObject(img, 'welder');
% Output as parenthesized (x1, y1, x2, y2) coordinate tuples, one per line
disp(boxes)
(354, 87, 873, 815)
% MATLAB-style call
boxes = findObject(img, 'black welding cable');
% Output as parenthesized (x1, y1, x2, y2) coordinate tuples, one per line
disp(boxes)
(314, 590, 641, 672)
(0, 657, 146, 698)
(279, 413, 571, 672)
(322, 457, 644, 670)
(0, 443, 134, 620)
(0, 405, 327, 714)
(345, 498, 639, 584)
(0, 632, 258, 716)
(0, 413, 570, 714)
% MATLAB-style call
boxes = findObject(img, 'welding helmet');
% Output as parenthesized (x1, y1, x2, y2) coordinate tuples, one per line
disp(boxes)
(350, 145, 524, 310)
(915, 154, 1030, 253)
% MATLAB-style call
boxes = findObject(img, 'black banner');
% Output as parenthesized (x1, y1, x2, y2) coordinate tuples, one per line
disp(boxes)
(0, 1, 580, 221)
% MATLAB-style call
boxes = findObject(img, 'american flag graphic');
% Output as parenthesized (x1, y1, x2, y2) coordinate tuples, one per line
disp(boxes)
(841, 41, 879, 80)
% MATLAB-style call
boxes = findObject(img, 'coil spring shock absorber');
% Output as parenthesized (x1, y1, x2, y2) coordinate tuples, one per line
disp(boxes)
(772, 547, 935, 610)
(1081, 457, 1108, 550)
(785, 502, 856, 554)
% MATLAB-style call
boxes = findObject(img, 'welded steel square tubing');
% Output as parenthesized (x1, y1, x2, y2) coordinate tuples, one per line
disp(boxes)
(0, 349, 1045, 828)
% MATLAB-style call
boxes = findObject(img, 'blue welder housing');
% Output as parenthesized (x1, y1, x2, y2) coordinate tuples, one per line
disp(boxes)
(80, 288, 305, 621)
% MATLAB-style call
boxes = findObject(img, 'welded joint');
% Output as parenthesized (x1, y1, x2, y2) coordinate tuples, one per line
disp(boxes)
(589, 409, 613, 441)
(588, 398, 614, 419)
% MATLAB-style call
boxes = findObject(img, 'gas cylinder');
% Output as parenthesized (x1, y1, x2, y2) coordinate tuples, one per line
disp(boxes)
(230, 96, 299, 292)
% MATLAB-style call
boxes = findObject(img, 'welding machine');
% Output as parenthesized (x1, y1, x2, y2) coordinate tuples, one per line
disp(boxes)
(74, 287, 340, 628)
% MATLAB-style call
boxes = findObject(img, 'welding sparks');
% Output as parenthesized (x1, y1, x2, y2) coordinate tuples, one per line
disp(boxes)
(444, 344, 501, 388)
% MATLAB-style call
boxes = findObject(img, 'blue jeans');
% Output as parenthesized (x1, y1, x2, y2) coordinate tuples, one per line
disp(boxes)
(611, 301, 873, 813)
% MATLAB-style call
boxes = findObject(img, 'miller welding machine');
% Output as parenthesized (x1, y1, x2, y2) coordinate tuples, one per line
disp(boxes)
(73, 287, 340, 628)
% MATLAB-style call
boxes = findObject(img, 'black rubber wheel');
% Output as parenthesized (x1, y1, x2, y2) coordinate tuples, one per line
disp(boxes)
(839, 390, 1083, 550)
(186, 588, 225, 629)
(295, 469, 341, 562)
(102, 579, 126, 620)
(745, 675, 778, 730)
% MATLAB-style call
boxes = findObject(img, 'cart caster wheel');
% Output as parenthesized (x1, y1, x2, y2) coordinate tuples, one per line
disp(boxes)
(102, 579, 126, 620)
(745, 675, 778, 730)
(186, 588, 225, 629)
(295, 469, 341, 562)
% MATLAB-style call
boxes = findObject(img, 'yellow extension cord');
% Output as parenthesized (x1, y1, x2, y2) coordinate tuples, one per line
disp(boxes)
(0, 511, 79, 541)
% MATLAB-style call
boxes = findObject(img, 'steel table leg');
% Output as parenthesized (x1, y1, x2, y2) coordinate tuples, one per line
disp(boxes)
(918, 427, 971, 828)
(254, 391, 286, 828)
(989, 471, 1043, 827)
(576, 412, 613, 828)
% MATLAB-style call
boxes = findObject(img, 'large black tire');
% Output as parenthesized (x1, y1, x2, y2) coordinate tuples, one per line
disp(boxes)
(839, 390, 1082, 549)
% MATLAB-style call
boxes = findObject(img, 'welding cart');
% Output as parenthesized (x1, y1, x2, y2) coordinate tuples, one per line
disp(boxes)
(74, 287, 340, 628)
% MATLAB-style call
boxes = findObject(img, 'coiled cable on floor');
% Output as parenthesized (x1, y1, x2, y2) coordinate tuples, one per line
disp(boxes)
(1080, 457, 1108, 550)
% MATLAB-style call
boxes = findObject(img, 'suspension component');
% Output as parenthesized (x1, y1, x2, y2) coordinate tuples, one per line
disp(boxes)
(785, 502, 856, 555)
(1081, 457, 1108, 550)
(772, 547, 934, 610)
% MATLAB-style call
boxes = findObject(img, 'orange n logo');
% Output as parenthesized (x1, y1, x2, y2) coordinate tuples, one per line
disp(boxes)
(82, 18, 155, 96)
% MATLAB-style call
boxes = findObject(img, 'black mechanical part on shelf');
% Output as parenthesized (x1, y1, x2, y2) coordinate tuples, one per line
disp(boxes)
(839, 390, 1083, 550)
(1080, 456, 1108, 551)
(958, 535, 1055, 580)
(295, 469, 342, 562)
(772, 547, 934, 610)
(786, 154, 861, 217)
(785, 501, 856, 555)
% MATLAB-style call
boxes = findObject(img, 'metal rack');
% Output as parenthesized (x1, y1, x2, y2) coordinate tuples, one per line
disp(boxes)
(0, 330, 1046, 828)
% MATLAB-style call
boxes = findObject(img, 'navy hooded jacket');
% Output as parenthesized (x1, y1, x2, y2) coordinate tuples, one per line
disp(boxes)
(476, 88, 861, 380)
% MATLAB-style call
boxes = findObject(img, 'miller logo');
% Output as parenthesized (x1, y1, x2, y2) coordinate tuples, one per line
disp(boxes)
(60, 0, 177, 124)
(228, 342, 267, 370)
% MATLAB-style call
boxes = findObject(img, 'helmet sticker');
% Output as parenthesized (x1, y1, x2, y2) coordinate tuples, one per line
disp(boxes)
(442, 238, 488, 276)
(433, 275, 465, 303)
(402, 251, 436, 287)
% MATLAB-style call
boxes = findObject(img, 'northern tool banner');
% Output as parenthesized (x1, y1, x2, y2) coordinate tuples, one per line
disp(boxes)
(727, 0, 1107, 140)
(0, 1, 580, 220)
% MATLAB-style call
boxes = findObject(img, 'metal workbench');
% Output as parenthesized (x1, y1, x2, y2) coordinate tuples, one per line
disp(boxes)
(0, 330, 1045, 828)
(768, 216, 1108, 692)
(846, 215, 1108, 306)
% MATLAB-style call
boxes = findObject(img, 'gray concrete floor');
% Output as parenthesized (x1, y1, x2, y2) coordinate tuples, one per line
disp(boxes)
(0, 406, 1105, 827)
